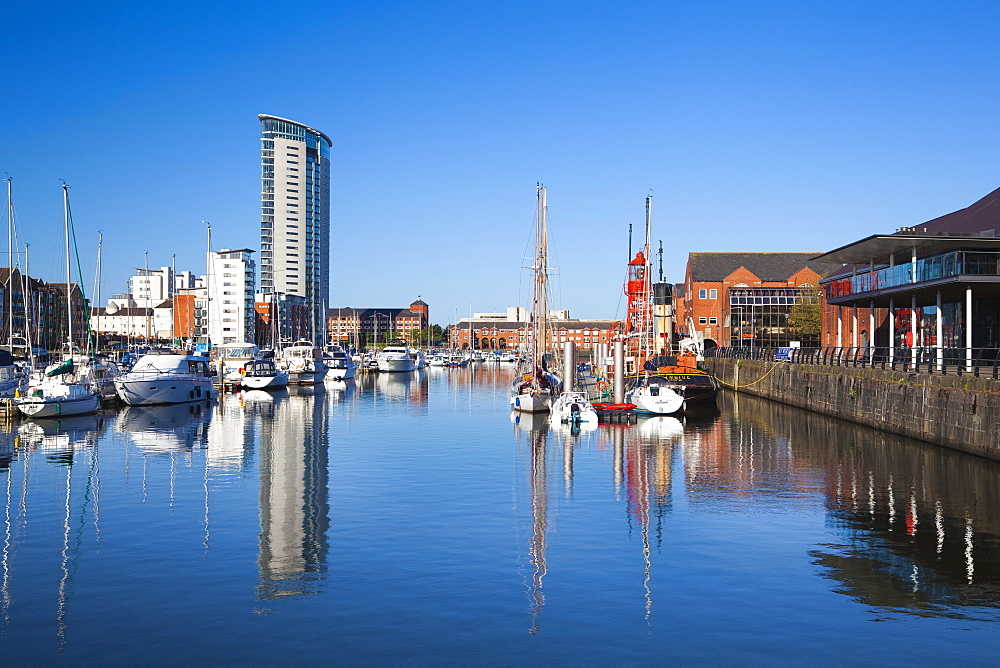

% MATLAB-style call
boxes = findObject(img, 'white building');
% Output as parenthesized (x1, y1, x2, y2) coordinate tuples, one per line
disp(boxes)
(259, 114, 331, 341)
(128, 266, 174, 307)
(208, 249, 255, 345)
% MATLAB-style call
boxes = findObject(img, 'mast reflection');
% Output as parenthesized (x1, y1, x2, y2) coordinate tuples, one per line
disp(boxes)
(513, 411, 549, 634)
(256, 387, 330, 600)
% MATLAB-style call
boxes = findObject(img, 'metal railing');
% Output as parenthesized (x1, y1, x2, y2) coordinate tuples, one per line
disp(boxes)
(706, 345, 1000, 379)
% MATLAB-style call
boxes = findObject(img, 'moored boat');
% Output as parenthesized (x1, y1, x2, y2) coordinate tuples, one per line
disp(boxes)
(377, 344, 416, 372)
(240, 358, 289, 390)
(277, 341, 329, 384)
(549, 390, 598, 425)
(323, 345, 358, 380)
(114, 349, 215, 405)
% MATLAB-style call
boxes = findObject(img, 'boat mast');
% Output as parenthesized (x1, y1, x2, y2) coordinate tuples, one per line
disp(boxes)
(534, 184, 549, 367)
(642, 195, 653, 361)
(63, 184, 73, 354)
(94, 232, 102, 355)
(5, 178, 12, 352)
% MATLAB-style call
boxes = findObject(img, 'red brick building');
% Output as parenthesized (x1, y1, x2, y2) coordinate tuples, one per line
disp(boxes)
(680, 253, 838, 348)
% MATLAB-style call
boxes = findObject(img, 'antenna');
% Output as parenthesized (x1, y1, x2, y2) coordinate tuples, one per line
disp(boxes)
(628, 223, 633, 258)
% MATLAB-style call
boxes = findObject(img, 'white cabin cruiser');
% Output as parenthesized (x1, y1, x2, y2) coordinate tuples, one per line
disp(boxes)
(213, 342, 260, 388)
(377, 345, 416, 372)
(240, 358, 289, 390)
(323, 346, 358, 380)
(114, 349, 215, 405)
(277, 341, 328, 384)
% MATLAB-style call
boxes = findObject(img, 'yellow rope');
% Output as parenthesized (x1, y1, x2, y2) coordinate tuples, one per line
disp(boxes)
(717, 361, 783, 389)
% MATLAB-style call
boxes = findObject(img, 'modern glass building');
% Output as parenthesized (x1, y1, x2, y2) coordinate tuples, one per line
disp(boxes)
(259, 115, 332, 342)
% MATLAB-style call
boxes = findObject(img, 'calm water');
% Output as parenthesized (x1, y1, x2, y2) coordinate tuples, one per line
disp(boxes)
(1, 364, 999, 664)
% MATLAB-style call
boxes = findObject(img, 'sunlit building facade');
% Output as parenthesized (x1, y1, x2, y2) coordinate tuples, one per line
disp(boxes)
(259, 115, 332, 342)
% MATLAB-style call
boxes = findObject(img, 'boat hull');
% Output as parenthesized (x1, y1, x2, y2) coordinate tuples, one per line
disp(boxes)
(377, 358, 415, 372)
(625, 385, 685, 415)
(549, 392, 599, 424)
(286, 367, 328, 384)
(115, 378, 215, 405)
(511, 391, 553, 413)
(241, 372, 289, 390)
(17, 392, 101, 418)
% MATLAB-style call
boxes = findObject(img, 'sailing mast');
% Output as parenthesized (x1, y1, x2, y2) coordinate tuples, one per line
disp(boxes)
(63, 184, 73, 354)
(531, 184, 550, 369)
(5, 178, 12, 352)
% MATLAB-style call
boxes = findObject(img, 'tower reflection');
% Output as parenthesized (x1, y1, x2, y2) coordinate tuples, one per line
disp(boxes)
(256, 387, 330, 600)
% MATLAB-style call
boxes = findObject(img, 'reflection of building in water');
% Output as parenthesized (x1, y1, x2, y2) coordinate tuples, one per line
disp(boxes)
(257, 388, 330, 599)
(724, 392, 1000, 616)
(206, 395, 254, 474)
(0, 426, 13, 471)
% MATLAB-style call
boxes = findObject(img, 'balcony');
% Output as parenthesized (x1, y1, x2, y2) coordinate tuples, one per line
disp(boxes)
(825, 250, 1000, 303)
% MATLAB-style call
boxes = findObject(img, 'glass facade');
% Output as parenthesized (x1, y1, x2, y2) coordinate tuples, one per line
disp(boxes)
(729, 287, 820, 347)
(260, 115, 331, 339)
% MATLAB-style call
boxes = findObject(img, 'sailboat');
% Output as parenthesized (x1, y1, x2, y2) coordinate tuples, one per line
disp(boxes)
(16, 184, 101, 418)
(510, 184, 562, 413)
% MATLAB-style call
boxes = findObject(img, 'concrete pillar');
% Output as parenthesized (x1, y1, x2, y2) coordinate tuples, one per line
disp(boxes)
(966, 287, 973, 372)
(911, 247, 918, 283)
(837, 308, 843, 348)
(613, 341, 625, 405)
(936, 291, 943, 371)
(911, 295, 918, 368)
(562, 341, 576, 391)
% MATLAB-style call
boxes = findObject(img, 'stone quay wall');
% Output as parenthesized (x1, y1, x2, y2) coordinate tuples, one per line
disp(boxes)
(701, 358, 1000, 461)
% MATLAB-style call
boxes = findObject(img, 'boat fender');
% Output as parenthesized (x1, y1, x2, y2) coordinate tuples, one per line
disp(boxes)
(239, 367, 245, 375)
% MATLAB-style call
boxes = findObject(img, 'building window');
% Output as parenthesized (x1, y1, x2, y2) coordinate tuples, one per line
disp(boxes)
(698, 289, 707, 299)
(709, 289, 718, 299)
(699, 317, 707, 325)
(709, 317, 718, 325)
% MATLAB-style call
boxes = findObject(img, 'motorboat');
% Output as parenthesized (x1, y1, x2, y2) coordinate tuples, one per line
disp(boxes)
(0, 349, 28, 400)
(16, 355, 101, 418)
(240, 358, 289, 390)
(213, 342, 261, 388)
(427, 354, 447, 367)
(377, 344, 416, 372)
(114, 349, 215, 405)
(411, 350, 427, 369)
(624, 374, 685, 415)
(445, 353, 468, 368)
(548, 390, 598, 425)
(324, 345, 358, 380)
(277, 341, 329, 384)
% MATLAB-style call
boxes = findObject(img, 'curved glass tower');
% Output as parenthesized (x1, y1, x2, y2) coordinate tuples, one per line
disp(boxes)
(259, 115, 332, 343)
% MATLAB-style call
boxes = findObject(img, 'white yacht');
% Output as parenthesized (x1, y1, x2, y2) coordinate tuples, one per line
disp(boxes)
(323, 346, 358, 380)
(624, 376, 685, 415)
(213, 342, 260, 388)
(277, 341, 329, 384)
(377, 344, 416, 372)
(114, 349, 215, 405)
(240, 358, 289, 390)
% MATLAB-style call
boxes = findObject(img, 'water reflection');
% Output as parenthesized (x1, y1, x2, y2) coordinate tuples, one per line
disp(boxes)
(116, 403, 211, 454)
(723, 392, 1000, 620)
(256, 386, 330, 600)
(512, 413, 549, 634)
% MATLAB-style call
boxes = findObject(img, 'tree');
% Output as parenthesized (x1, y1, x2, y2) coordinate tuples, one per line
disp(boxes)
(787, 289, 822, 344)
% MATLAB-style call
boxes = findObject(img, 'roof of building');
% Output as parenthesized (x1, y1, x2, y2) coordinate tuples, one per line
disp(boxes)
(909, 186, 1000, 235)
(688, 252, 840, 282)
(259, 114, 333, 147)
(329, 307, 423, 318)
(410, 298, 428, 307)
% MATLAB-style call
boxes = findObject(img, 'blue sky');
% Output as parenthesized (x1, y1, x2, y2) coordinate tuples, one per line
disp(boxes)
(3, 1, 1000, 326)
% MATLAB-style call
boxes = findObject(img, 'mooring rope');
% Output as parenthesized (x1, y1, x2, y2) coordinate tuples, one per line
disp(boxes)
(716, 361, 783, 389)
